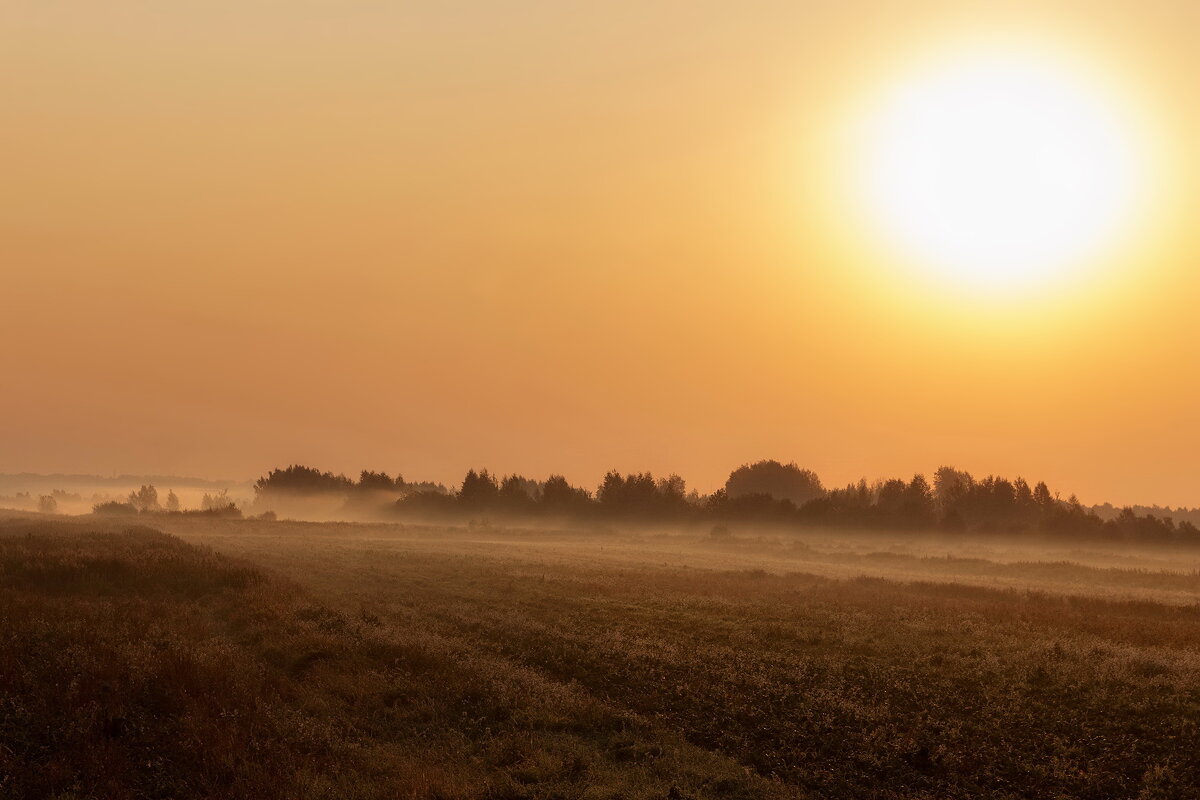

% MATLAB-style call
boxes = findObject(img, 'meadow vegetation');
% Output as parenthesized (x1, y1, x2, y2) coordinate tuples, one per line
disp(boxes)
(0, 518, 785, 799)
(9, 514, 1194, 798)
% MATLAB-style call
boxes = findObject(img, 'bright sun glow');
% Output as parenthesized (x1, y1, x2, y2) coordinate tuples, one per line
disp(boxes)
(852, 43, 1148, 294)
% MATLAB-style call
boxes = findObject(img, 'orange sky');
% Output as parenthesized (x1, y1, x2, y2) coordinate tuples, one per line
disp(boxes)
(2, 1, 1197, 506)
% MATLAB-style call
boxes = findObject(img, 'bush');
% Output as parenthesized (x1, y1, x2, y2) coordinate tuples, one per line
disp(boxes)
(92, 501, 138, 516)
(181, 504, 243, 519)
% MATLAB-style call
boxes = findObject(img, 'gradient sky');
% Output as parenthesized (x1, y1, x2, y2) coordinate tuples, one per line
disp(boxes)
(3, 1, 1197, 505)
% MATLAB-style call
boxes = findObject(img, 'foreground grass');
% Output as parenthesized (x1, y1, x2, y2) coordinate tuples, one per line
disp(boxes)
(0, 519, 781, 800)
(165, 519, 1200, 799)
(5, 516, 1200, 798)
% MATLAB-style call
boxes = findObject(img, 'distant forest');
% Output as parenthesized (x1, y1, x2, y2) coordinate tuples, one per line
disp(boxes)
(247, 461, 1200, 544)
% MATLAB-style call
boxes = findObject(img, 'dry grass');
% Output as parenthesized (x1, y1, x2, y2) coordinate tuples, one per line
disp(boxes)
(0, 519, 783, 800)
(5, 516, 1200, 798)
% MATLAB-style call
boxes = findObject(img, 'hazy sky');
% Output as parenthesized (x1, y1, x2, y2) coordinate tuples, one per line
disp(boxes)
(3, 1, 1197, 505)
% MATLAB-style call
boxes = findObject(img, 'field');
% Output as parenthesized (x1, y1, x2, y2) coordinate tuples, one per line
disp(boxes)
(3, 516, 1199, 799)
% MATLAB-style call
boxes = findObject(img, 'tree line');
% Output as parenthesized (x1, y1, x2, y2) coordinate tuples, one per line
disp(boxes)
(92, 485, 244, 518)
(251, 461, 1200, 544)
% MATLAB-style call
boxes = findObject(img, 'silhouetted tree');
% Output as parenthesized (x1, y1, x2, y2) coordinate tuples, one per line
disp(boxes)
(459, 469, 500, 510)
(597, 471, 682, 517)
(496, 474, 539, 513)
(503, 475, 540, 499)
(876, 479, 908, 516)
(903, 474, 936, 526)
(1013, 477, 1033, 507)
(802, 479, 874, 526)
(165, 490, 181, 513)
(255, 465, 353, 496)
(933, 467, 973, 515)
(358, 471, 399, 492)
(540, 475, 593, 516)
(725, 461, 825, 506)
(201, 490, 234, 512)
(128, 485, 160, 513)
(597, 472, 626, 510)
(37, 495, 57, 514)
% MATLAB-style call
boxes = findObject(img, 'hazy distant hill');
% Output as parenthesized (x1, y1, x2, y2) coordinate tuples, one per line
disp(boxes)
(0, 473, 252, 493)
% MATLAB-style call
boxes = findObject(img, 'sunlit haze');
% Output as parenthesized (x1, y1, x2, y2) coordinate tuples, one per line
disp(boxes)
(2, 1, 1197, 506)
(849, 40, 1149, 293)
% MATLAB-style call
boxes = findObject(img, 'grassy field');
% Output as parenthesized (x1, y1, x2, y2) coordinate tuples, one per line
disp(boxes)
(4, 516, 1200, 798)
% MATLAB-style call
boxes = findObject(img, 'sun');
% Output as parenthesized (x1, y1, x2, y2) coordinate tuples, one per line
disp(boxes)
(850, 42, 1148, 294)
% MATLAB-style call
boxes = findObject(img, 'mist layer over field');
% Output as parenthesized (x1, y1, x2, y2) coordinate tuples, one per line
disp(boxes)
(163, 516, 1200, 606)
(0, 475, 251, 517)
